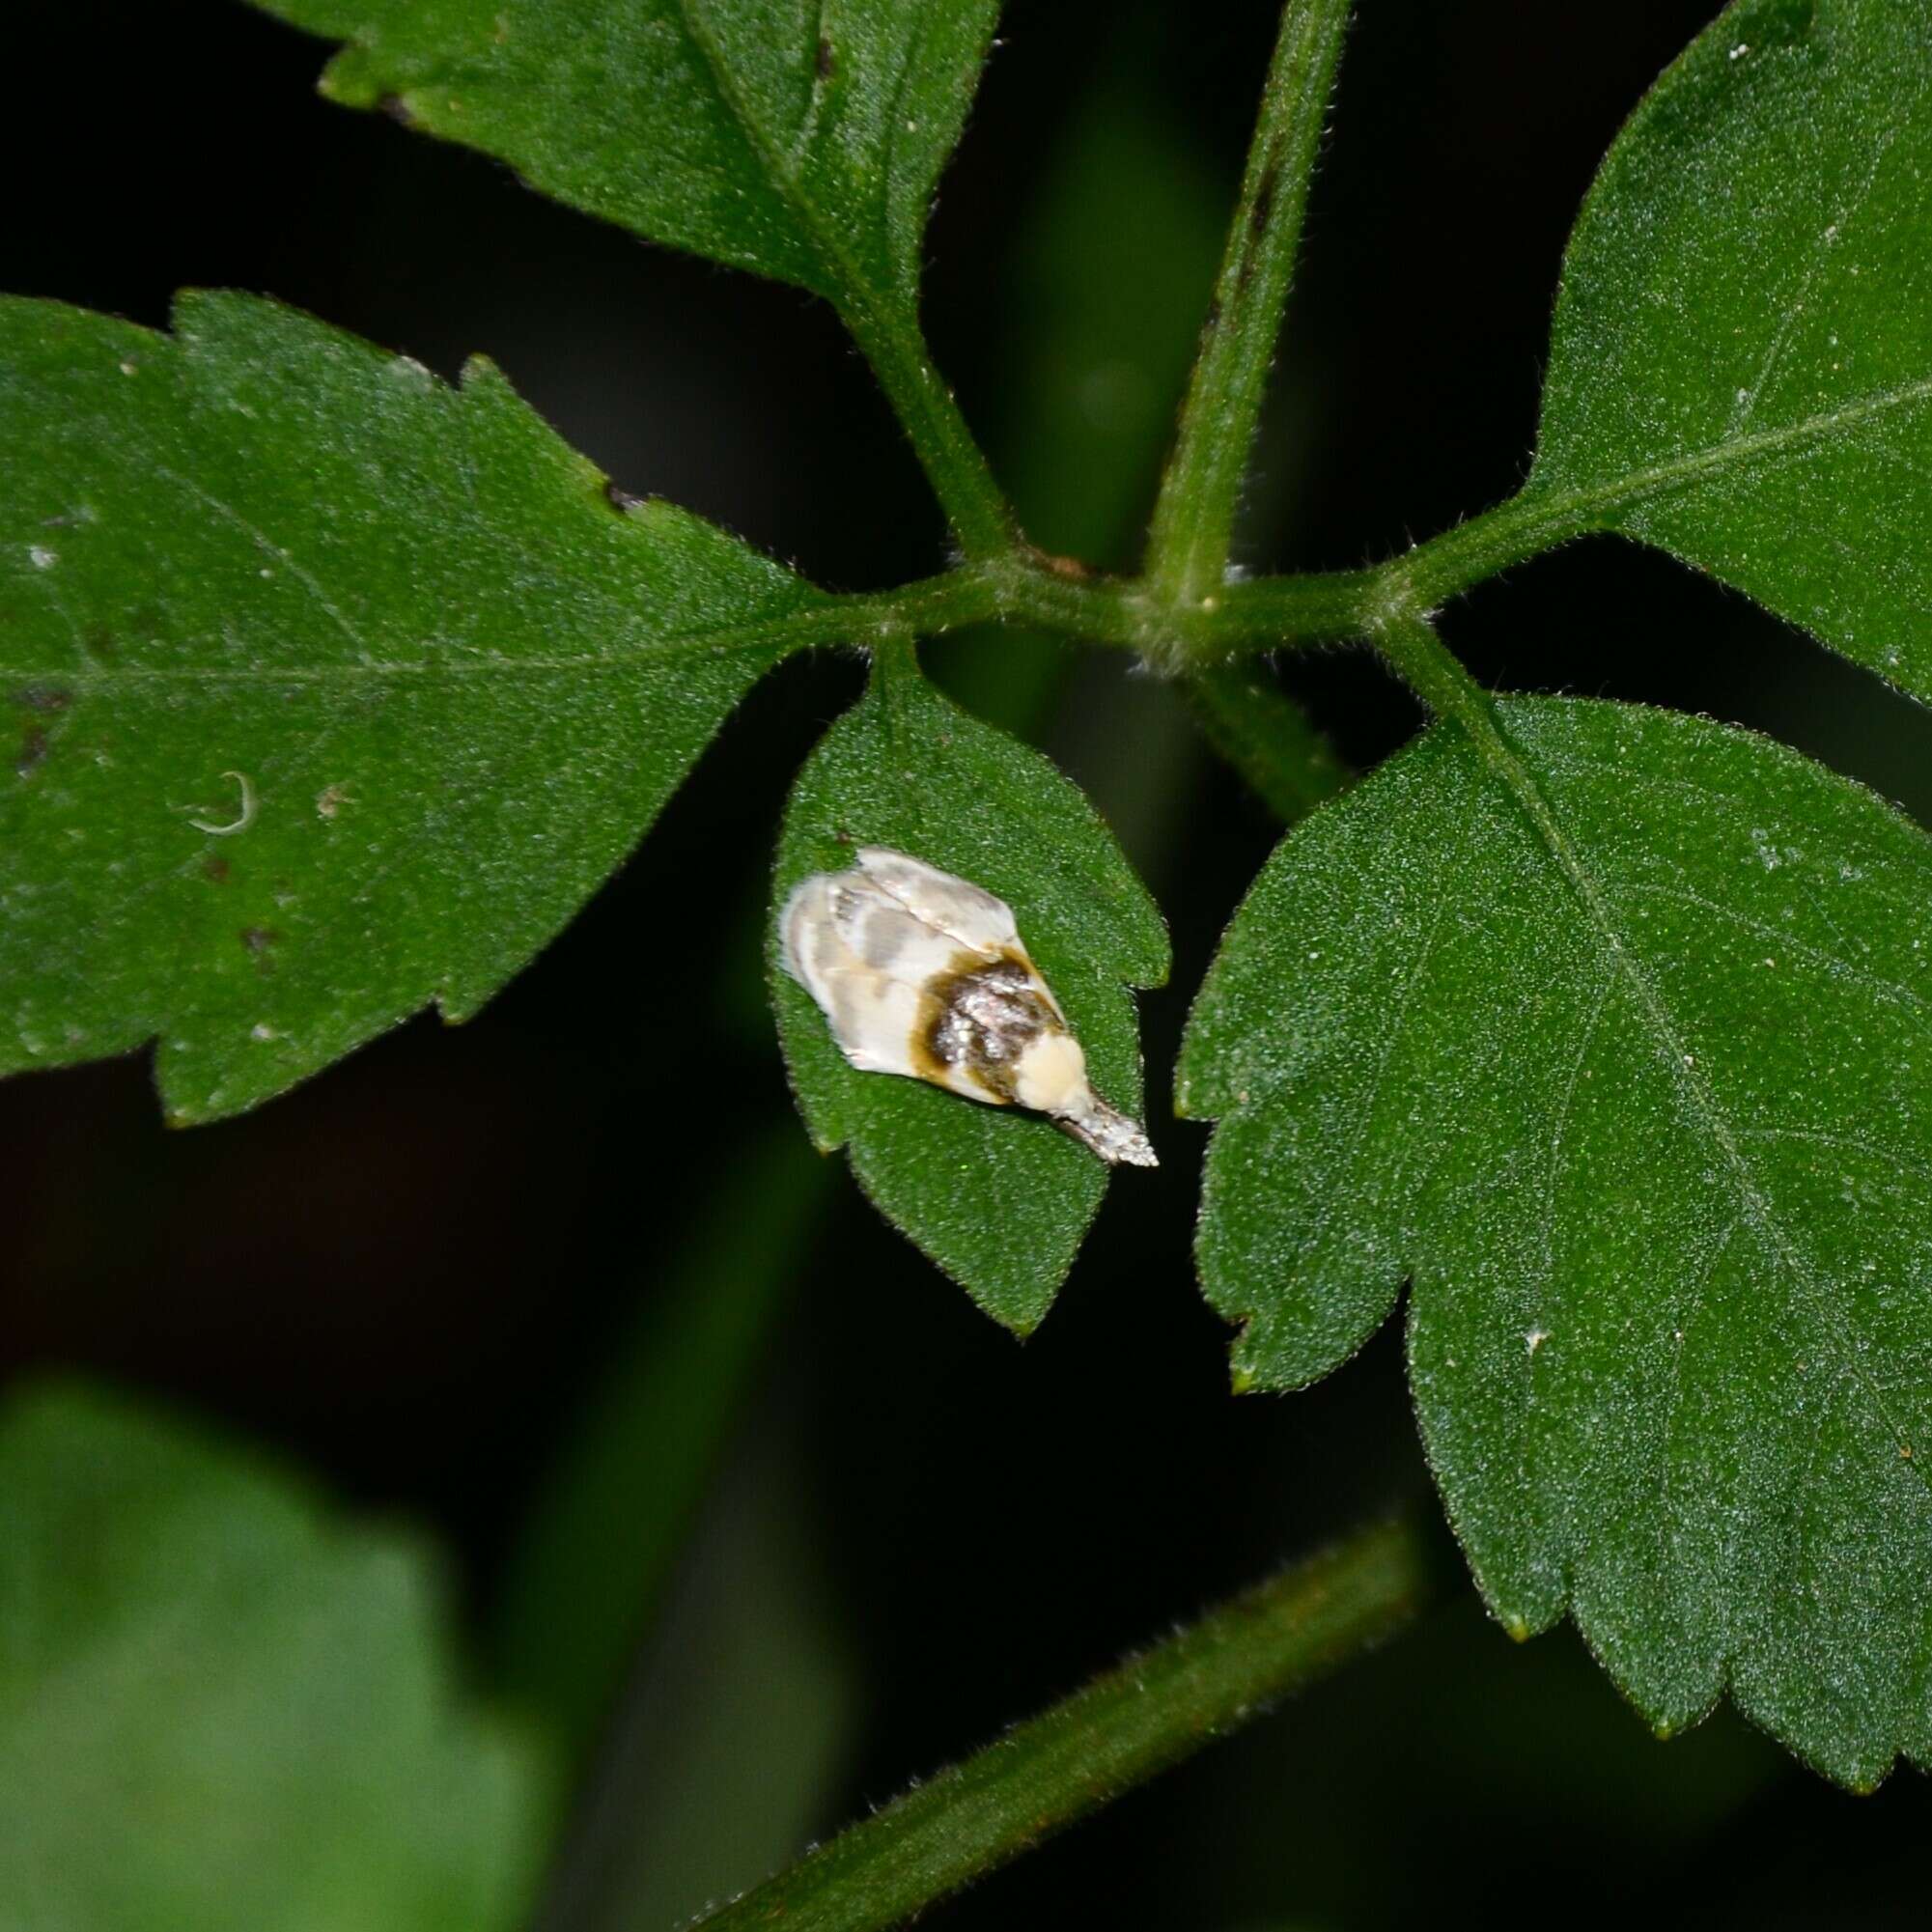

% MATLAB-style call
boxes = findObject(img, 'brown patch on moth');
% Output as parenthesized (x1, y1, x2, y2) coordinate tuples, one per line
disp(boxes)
(915, 949, 1057, 1102)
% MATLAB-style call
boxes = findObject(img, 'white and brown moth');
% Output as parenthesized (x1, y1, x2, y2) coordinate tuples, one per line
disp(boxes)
(782, 846, 1157, 1167)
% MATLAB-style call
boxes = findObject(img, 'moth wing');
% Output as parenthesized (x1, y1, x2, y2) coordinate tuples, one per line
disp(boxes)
(854, 847, 1017, 957)
(816, 969, 928, 1078)
(828, 876, 966, 985)
(784, 871, 965, 1088)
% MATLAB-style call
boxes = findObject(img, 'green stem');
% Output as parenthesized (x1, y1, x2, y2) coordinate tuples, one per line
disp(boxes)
(1182, 661, 1352, 824)
(688, 1513, 1438, 1932)
(819, 482, 1582, 660)
(840, 294, 1018, 564)
(1145, 0, 1354, 606)
(1213, 488, 1591, 644)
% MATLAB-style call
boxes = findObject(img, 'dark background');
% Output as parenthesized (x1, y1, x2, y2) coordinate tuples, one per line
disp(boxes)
(8, 1, 1931, 1925)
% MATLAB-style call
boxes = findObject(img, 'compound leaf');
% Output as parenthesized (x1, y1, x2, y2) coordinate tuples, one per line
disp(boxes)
(0, 1381, 547, 1932)
(248, 0, 1001, 312)
(0, 293, 823, 1121)
(771, 651, 1168, 1332)
(1182, 695, 1932, 1787)
(1528, 0, 1932, 696)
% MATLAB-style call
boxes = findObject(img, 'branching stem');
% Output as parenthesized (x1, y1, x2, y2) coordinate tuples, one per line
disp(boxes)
(825, 482, 1591, 664)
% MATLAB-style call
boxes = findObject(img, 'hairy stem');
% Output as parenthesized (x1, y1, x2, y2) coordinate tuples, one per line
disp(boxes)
(819, 481, 1588, 663)
(1212, 488, 1591, 644)
(688, 1513, 1439, 1932)
(1182, 660, 1353, 823)
(841, 294, 1018, 564)
(1144, 0, 1354, 608)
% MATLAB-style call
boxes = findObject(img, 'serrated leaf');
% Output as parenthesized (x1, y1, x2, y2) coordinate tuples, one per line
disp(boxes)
(0, 293, 824, 1120)
(250, 0, 1000, 312)
(1181, 695, 1932, 1786)
(770, 652, 1168, 1331)
(0, 1381, 547, 1932)
(1527, 0, 1932, 696)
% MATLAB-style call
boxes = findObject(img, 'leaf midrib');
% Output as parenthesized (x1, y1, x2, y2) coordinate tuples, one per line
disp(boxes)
(1471, 704, 1930, 1493)
(1, 625, 810, 690)
(1534, 371, 1932, 531)
(673, 0, 898, 321)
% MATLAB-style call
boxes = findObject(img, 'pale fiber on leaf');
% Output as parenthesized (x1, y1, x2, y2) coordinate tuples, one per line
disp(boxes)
(1182, 696, 1932, 1788)
(0, 293, 821, 1121)
(249, 0, 1002, 308)
(0, 1383, 546, 1932)
(1529, 0, 1932, 697)
(770, 654, 1168, 1333)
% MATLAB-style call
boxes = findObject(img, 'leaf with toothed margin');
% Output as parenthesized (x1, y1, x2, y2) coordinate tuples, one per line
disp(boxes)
(245, 0, 1002, 313)
(1180, 694, 1932, 1788)
(770, 652, 1168, 1333)
(0, 292, 826, 1121)
(1526, 0, 1932, 698)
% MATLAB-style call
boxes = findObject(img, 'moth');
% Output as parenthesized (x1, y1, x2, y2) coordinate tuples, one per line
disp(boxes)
(782, 846, 1157, 1167)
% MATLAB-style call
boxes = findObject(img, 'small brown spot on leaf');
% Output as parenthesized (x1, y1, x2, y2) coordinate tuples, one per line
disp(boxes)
(14, 685, 71, 713)
(1203, 298, 1221, 330)
(16, 723, 48, 777)
(603, 480, 644, 513)
(203, 854, 232, 884)
(816, 36, 835, 78)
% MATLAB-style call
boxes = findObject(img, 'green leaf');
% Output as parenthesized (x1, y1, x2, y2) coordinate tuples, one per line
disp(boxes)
(770, 650, 1168, 1331)
(1181, 694, 1932, 1787)
(249, 0, 1000, 310)
(0, 1381, 548, 1932)
(0, 293, 822, 1121)
(1528, 0, 1932, 697)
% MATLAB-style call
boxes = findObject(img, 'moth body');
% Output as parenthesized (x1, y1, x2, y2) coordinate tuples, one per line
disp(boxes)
(782, 847, 1156, 1167)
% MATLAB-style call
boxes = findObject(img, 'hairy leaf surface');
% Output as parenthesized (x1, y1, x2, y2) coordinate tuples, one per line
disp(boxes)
(771, 653, 1168, 1331)
(0, 1382, 546, 1932)
(1182, 695, 1932, 1785)
(1529, 0, 1932, 695)
(0, 294, 822, 1120)
(249, 0, 1001, 309)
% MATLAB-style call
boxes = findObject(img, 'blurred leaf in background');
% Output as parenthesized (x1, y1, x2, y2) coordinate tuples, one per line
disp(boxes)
(0, 1381, 548, 1932)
